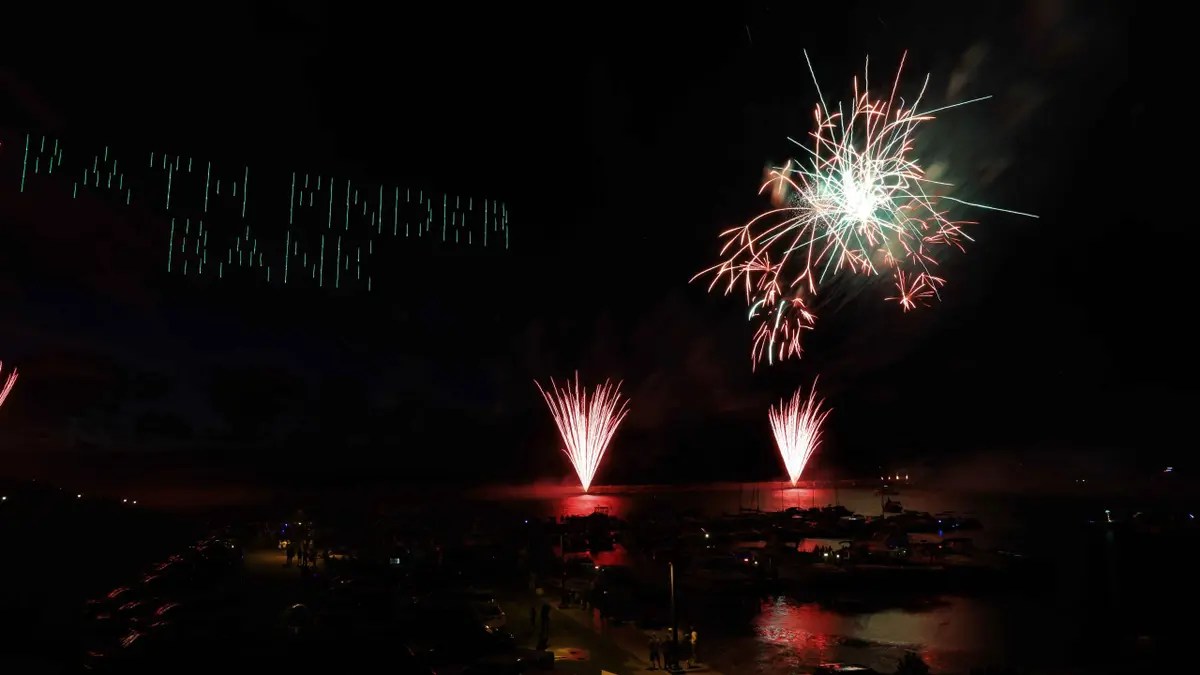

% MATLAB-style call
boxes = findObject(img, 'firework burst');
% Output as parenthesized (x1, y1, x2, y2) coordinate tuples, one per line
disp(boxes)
(0, 363, 17, 409)
(696, 51, 1035, 368)
(536, 373, 630, 493)
(769, 381, 831, 487)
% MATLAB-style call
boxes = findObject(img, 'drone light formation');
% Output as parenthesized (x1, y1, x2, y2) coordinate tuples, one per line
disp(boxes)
(536, 373, 630, 493)
(769, 381, 831, 487)
(0, 362, 18, 409)
(695, 50, 1036, 368)
(11, 133, 510, 293)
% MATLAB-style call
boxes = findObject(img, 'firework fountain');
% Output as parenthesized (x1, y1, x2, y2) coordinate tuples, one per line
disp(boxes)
(769, 381, 831, 487)
(0, 363, 17, 409)
(696, 51, 1036, 368)
(536, 373, 630, 493)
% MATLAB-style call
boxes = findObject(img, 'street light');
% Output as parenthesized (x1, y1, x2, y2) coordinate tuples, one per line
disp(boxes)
(669, 561, 677, 656)
(560, 529, 567, 608)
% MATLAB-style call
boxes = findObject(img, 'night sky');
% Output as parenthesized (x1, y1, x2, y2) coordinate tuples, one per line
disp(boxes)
(0, 2, 1160, 490)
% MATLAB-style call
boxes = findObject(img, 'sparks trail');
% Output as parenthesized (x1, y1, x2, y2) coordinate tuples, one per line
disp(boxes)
(695, 51, 1036, 369)
(536, 373, 630, 493)
(769, 380, 831, 487)
(0, 362, 18, 409)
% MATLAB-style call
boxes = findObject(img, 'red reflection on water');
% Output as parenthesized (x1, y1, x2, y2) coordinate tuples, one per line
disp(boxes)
(554, 492, 630, 566)
(557, 492, 621, 519)
(747, 595, 992, 673)
(473, 482, 1016, 550)
(474, 482, 628, 519)
(756, 596, 838, 663)
(477, 482, 588, 500)
(773, 485, 821, 510)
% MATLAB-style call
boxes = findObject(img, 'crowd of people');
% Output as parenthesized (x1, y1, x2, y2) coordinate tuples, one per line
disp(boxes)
(283, 538, 323, 569)
(647, 627, 699, 670)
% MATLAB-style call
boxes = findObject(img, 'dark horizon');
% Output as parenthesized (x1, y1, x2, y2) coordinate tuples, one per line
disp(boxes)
(0, 2, 1163, 494)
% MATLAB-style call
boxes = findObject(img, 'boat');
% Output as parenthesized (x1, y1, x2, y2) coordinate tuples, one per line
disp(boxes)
(684, 554, 759, 592)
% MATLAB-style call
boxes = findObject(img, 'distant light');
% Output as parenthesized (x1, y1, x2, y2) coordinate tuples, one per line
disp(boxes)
(1164, 466, 1174, 473)
(77, 494, 82, 499)
(905, 474, 909, 480)
(123, 499, 128, 503)
(1, 496, 6, 501)
(132, 500, 138, 505)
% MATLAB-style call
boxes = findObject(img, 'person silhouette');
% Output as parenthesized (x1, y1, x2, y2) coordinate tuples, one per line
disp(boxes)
(538, 603, 551, 648)
(688, 626, 698, 667)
